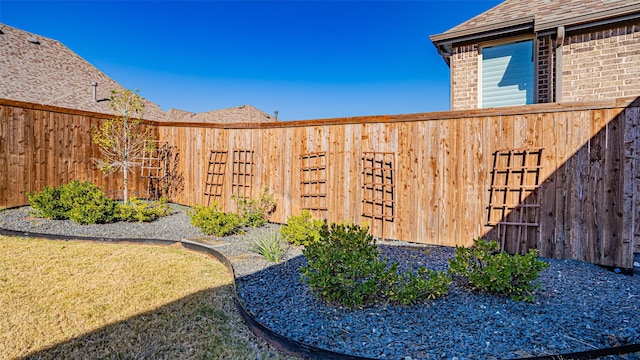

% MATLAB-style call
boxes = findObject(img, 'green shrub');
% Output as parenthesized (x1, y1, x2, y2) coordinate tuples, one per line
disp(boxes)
(301, 222, 386, 307)
(187, 202, 243, 237)
(249, 229, 288, 263)
(279, 210, 325, 247)
(388, 267, 452, 305)
(118, 197, 171, 222)
(448, 238, 550, 302)
(60, 180, 118, 225)
(28, 181, 118, 224)
(233, 187, 276, 227)
(301, 222, 450, 308)
(28, 185, 68, 220)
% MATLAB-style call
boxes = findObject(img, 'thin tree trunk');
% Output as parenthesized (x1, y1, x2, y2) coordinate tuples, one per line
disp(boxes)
(123, 167, 128, 203)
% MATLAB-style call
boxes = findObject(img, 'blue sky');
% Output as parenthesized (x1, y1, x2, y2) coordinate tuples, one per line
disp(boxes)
(1, 1, 502, 120)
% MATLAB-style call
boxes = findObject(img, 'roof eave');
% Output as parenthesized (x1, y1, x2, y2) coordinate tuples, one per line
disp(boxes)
(431, 2, 640, 65)
(430, 16, 534, 44)
(430, 17, 534, 65)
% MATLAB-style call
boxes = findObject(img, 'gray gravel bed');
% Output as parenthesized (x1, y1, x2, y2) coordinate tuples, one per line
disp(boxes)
(1, 206, 639, 359)
(0, 204, 202, 241)
(237, 249, 640, 359)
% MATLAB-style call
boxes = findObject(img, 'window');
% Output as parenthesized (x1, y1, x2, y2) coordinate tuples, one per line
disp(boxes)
(480, 40, 534, 108)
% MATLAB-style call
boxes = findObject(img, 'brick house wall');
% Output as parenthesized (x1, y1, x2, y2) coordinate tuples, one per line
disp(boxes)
(451, 41, 544, 110)
(451, 44, 479, 110)
(449, 22, 640, 110)
(562, 23, 640, 102)
(537, 35, 553, 104)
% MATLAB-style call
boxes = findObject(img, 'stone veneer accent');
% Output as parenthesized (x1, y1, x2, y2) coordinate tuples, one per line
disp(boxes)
(562, 23, 640, 102)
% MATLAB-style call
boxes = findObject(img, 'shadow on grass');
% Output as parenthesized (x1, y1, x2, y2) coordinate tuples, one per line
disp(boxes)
(19, 285, 272, 360)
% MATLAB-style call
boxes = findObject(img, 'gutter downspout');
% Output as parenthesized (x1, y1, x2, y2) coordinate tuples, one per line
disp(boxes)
(555, 26, 565, 103)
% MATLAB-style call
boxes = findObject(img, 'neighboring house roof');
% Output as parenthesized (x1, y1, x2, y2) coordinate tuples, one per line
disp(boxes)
(431, 0, 640, 61)
(0, 23, 276, 123)
(0, 23, 165, 120)
(166, 105, 274, 123)
(164, 108, 196, 122)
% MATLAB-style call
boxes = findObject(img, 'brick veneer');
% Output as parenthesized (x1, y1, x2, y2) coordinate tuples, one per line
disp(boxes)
(449, 22, 640, 110)
(537, 36, 552, 104)
(562, 23, 640, 102)
(451, 44, 479, 110)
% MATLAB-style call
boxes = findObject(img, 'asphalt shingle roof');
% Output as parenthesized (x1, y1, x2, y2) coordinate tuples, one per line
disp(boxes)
(432, 0, 640, 43)
(165, 105, 274, 123)
(0, 23, 165, 120)
(0, 23, 275, 123)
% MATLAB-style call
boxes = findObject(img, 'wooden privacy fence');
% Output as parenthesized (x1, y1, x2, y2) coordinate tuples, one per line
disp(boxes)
(1, 97, 638, 268)
(0, 100, 155, 204)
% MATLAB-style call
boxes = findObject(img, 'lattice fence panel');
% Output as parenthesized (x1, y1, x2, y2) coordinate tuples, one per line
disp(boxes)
(487, 147, 543, 253)
(300, 152, 327, 213)
(232, 150, 254, 199)
(205, 150, 228, 206)
(140, 141, 169, 200)
(362, 151, 396, 240)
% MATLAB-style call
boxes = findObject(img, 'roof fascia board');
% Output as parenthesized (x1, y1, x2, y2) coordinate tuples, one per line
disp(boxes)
(430, 16, 534, 44)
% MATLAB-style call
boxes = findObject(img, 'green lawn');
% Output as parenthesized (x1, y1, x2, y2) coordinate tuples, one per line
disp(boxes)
(0, 236, 292, 359)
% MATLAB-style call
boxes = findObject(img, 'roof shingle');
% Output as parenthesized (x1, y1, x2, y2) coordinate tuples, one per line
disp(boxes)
(432, 0, 640, 43)
(165, 105, 274, 123)
(1, 23, 277, 123)
(0, 23, 166, 120)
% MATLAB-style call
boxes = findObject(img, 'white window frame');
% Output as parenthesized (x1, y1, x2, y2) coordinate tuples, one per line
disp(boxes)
(478, 35, 536, 108)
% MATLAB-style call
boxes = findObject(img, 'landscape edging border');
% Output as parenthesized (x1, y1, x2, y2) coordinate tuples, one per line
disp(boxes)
(1, 224, 639, 359)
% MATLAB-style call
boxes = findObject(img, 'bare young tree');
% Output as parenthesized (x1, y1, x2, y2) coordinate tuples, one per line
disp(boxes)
(92, 89, 152, 203)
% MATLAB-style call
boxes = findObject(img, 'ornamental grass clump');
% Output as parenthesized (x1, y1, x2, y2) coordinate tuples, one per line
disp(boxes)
(301, 221, 450, 308)
(249, 229, 289, 263)
(448, 238, 550, 302)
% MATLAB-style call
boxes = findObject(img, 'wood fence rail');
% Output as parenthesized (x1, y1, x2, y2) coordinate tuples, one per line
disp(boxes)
(1, 97, 638, 268)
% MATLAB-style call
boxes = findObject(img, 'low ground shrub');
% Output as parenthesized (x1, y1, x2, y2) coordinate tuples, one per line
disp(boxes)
(29, 180, 118, 224)
(29, 181, 172, 225)
(27, 185, 68, 220)
(387, 267, 452, 305)
(301, 222, 450, 308)
(448, 238, 550, 302)
(62, 181, 119, 224)
(279, 210, 324, 247)
(188, 202, 243, 237)
(118, 197, 171, 222)
(233, 188, 276, 227)
(249, 229, 288, 263)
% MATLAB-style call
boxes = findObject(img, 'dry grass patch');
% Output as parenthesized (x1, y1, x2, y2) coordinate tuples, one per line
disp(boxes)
(0, 236, 291, 359)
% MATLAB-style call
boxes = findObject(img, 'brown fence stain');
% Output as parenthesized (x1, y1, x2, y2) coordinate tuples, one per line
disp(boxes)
(1, 97, 638, 268)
